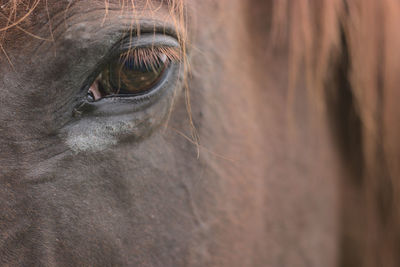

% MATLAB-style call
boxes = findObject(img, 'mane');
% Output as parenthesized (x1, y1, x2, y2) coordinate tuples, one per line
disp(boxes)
(272, 1, 400, 266)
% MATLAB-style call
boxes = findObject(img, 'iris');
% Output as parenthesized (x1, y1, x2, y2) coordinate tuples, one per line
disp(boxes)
(87, 48, 171, 101)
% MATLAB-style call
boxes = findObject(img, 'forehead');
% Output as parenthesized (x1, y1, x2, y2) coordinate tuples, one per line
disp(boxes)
(4, 0, 205, 45)
(0, 0, 193, 58)
(7, 0, 191, 22)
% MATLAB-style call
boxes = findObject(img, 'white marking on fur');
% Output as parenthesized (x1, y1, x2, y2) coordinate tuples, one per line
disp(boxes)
(65, 119, 138, 152)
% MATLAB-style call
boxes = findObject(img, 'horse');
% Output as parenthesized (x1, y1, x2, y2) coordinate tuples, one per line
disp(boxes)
(0, 0, 398, 266)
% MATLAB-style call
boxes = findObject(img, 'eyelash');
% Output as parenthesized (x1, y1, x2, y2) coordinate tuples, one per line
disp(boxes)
(120, 46, 181, 68)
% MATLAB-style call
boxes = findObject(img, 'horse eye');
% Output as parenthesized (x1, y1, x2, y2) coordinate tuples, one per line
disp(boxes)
(87, 48, 172, 101)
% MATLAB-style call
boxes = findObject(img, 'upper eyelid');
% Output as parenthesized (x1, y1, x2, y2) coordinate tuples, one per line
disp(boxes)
(117, 33, 181, 51)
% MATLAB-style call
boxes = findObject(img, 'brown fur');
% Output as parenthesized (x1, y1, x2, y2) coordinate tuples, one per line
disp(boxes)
(2, 0, 400, 266)
(272, 1, 400, 266)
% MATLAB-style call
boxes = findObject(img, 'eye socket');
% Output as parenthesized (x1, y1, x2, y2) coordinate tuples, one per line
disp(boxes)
(87, 46, 180, 101)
